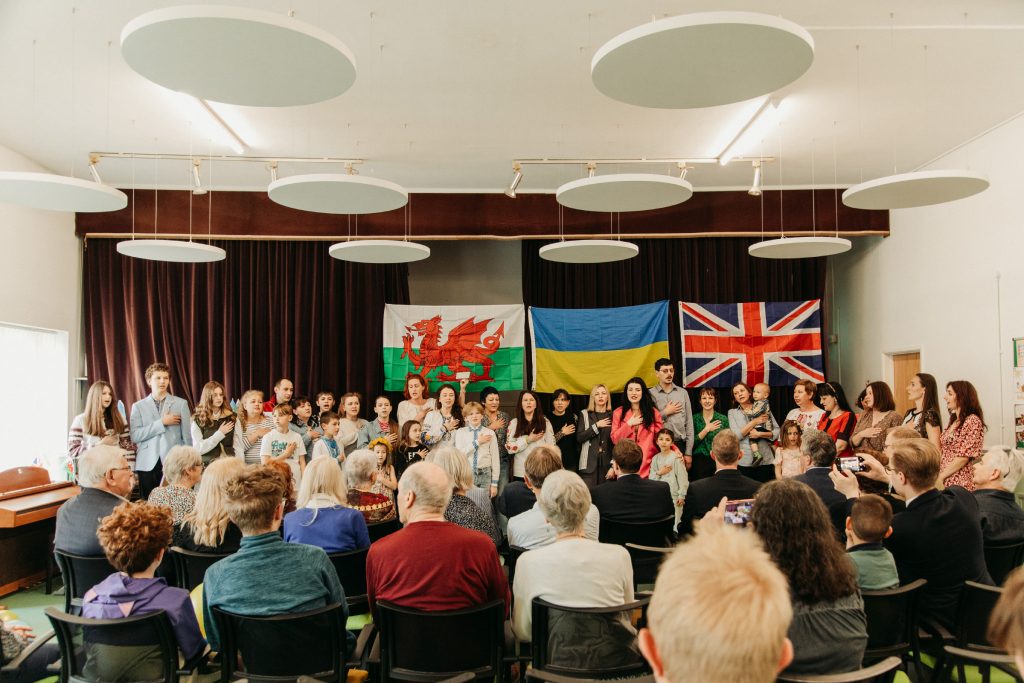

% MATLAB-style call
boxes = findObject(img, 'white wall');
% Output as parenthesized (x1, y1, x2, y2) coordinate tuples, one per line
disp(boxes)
(0, 144, 82, 432)
(408, 239, 522, 305)
(832, 113, 1024, 446)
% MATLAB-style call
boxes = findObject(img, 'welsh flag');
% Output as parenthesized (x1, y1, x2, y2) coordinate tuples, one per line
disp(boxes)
(383, 304, 526, 392)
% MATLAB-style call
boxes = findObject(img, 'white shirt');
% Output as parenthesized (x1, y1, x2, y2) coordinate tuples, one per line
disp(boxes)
(397, 398, 436, 431)
(259, 428, 307, 485)
(453, 425, 499, 475)
(786, 407, 825, 432)
(506, 418, 555, 477)
(507, 502, 600, 550)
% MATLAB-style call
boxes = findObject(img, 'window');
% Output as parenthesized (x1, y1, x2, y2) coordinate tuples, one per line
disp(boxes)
(0, 322, 69, 475)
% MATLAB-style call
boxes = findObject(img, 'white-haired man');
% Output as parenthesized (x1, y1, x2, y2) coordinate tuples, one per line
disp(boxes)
(973, 446, 1024, 544)
(55, 444, 135, 555)
(365, 461, 508, 616)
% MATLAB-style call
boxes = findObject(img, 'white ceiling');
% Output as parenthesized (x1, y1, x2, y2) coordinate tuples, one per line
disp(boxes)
(1, 0, 1023, 195)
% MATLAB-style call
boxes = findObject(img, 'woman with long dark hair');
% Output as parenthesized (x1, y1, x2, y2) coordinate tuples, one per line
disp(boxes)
(67, 381, 136, 483)
(751, 479, 867, 675)
(423, 383, 463, 451)
(940, 380, 986, 490)
(728, 382, 779, 483)
(506, 390, 554, 482)
(903, 373, 943, 451)
(611, 377, 663, 478)
(816, 382, 857, 457)
(850, 381, 902, 451)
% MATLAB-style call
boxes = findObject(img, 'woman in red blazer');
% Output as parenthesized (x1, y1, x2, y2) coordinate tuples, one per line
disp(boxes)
(611, 376, 664, 477)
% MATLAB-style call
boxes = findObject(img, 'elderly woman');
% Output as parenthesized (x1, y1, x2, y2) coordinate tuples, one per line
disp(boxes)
(345, 449, 397, 523)
(147, 445, 203, 525)
(284, 456, 369, 553)
(427, 447, 501, 545)
(512, 470, 638, 667)
(177, 457, 246, 552)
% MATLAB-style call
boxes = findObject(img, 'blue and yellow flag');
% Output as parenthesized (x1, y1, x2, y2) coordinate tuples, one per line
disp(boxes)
(529, 301, 670, 395)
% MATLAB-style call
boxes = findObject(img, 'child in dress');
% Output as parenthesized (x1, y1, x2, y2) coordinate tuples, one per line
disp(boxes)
(260, 403, 307, 488)
(311, 412, 342, 463)
(368, 437, 398, 502)
(648, 428, 689, 526)
(745, 383, 776, 466)
(773, 420, 806, 479)
(396, 420, 429, 480)
(453, 401, 500, 497)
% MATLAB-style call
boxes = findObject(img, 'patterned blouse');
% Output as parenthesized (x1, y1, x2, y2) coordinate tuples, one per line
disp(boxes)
(940, 414, 984, 491)
(692, 411, 730, 458)
(903, 408, 943, 439)
(850, 410, 904, 451)
(148, 485, 197, 525)
(444, 493, 501, 546)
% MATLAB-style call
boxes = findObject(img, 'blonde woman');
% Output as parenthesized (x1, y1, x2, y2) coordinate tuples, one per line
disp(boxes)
(176, 457, 246, 552)
(67, 381, 136, 480)
(576, 384, 613, 487)
(283, 457, 369, 553)
(191, 381, 237, 464)
(233, 389, 273, 465)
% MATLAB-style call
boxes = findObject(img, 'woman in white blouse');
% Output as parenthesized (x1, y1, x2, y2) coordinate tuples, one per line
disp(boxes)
(337, 392, 369, 459)
(422, 383, 463, 451)
(396, 374, 436, 431)
(505, 390, 555, 481)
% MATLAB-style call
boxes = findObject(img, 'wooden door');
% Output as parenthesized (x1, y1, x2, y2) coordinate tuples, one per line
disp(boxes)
(892, 352, 921, 416)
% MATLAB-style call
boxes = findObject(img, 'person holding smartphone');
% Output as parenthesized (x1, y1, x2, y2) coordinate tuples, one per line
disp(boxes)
(129, 362, 191, 500)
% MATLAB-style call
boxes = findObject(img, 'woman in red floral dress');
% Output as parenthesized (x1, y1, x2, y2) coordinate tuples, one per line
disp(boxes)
(939, 380, 986, 491)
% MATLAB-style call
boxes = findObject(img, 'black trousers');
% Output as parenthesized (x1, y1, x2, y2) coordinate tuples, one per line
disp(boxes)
(136, 461, 164, 500)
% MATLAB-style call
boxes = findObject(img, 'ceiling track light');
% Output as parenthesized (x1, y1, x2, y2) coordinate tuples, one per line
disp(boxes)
(268, 162, 278, 183)
(88, 155, 103, 184)
(191, 159, 207, 195)
(587, 163, 596, 178)
(748, 160, 762, 197)
(504, 163, 523, 198)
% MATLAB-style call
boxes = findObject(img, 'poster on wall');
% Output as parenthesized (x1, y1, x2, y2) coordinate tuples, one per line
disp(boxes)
(1015, 337, 1024, 367)
(1016, 404, 1024, 449)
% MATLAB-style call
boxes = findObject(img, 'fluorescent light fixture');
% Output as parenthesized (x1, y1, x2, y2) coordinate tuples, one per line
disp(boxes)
(718, 97, 780, 166)
(184, 95, 248, 154)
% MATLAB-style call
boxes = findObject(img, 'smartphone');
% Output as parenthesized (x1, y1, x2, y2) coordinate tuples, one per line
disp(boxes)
(839, 456, 864, 473)
(456, 371, 470, 380)
(724, 499, 754, 527)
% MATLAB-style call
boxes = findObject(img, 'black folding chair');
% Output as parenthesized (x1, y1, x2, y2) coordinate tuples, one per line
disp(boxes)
(367, 518, 401, 543)
(168, 546, 232, 590)
(52, 550, 116, 614)
(776, 656, 902, 683)
(598, 516, 674, 548)
(624, 544, 671, 589)
(506, 545, 528, 587)
(860, 578, 927, 682)
(327, 546, 371, 616)
(934, 646, 1023, 683)
(526, 669, 654, 683)
(984, 541, 1024, 586)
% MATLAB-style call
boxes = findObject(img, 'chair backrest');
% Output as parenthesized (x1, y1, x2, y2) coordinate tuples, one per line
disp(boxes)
(376, 599, 504, 680)
(45, 605, 179, 683)
(212, 603, 346, 683)
(368, 518, 401, 542)
(984, 541, 1024, 586)
(531, 596, 651, 678)
(53, 549, 116, 614)
(507, 545, 527, 586)
(598, 516, 674, 547)
(168, 546, 232, 590)
(526, 669, 655, 683)
(861, 578, 927, 652)
(953, 580, 1004, 649)
(775, 655, 902, 683)
(0, 466, 50, 493)
(624, 544, 671, 588)
(327, 546, 370, 614)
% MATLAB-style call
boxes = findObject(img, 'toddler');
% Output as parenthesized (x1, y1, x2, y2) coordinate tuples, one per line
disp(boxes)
(745, 382, 776, 466)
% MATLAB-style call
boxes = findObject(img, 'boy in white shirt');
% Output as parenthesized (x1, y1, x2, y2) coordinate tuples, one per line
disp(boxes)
(454, 401, 499, 497)
(311, 412, 342, 463)
(260, 403, 307, 487)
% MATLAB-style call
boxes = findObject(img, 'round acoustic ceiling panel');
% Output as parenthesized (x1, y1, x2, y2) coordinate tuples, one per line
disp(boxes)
(842, 170, 989, 210)
(0, 172, 127, 212)
(539, 240, 640, 264)
(121, 5, 356, 106)
(592, 11, 814, 109)
(556, 174, 692, 213)
(268, 174, 408, 214)
(748, 236, 851, 260)
(116, 239, 227, 263)
(329, 240, 431, 264)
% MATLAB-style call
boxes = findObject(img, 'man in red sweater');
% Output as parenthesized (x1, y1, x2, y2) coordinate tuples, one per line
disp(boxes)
(366, 461, 509, 616)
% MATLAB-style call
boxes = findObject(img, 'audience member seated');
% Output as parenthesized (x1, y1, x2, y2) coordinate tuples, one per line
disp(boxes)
(794, 428, 845, 509)
(427, 447, 502, 545)
(845, 494, 899, 590)
(202, 465, 351, 654)
(751, 479, 867, 675)
(284, 456, 370, 553)
(972, 446, 1024, 544)
(147, 445, 203, 525)
(264, 458, 298, 515)
(508, 445, 599, 549)
(830, 439, 992, 630)
(513, 470, 636, 667)
(591, 439, 673, 525)
(989, 568, 1024, 671)
(56, 445, 135, 555)
(639, 525, 794, 683)
(1, 608, 60, 683)
(496, 474, 537, 521)
(344, 449, 396, 523)
(677, 430, 761, 538)
(82, 502, 208, 680)
(177, 457, 246, 552)
(366, 462, 508, 615)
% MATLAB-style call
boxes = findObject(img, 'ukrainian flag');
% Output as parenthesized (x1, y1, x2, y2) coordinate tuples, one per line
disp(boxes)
(530, 301, 670, 395)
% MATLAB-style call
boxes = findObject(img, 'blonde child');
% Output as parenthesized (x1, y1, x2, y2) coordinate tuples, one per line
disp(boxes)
(454, 401, 500, 497)
(260, 403, 307, 487)
(234, 390, 274, 465)
(745, 382, 776, 466)
(368, 437, 398, 502)
(649, 428, 688, 526)
(311, 412, 343, 463)
(774, 420, 806, 479)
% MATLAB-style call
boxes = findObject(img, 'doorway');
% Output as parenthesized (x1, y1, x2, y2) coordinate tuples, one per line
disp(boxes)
(891, 351, 921, 416)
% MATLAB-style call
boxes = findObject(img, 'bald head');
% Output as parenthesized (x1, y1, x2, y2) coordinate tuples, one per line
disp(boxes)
(398, 461, 453, 523)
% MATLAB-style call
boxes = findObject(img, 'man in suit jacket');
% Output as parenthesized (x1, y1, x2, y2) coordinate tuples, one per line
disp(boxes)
(831, 439, 992, 629)
(130, 362, 191, 499)
(972, 446, 1024, 544)
(55, 445, 135, 555)
(591, 439, 674, 525)
(794, 428, 845, 509)
(677, 430, 762, 537)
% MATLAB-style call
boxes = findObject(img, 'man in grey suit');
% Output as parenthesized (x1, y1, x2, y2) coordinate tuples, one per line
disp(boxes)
(129, 362, 191, 499)
(55, 445, 134, 555)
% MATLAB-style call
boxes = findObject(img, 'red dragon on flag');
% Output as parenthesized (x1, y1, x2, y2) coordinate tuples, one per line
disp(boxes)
(401, 315, 505, 382)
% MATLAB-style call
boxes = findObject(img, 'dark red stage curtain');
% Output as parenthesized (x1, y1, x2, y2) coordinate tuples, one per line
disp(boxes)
(83, 238, 409, 408)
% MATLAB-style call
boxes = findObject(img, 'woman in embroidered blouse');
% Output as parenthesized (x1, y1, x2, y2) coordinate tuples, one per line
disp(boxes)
(691, 387, 729, 482)
(849, 381, 903, 452)
(147, 445, 203, 525)
(576, 384, 613, 487)
(785, 379, 825, 431)
(611, 377, 663, 478)
(337, 392, 369, 458)
(396, 374, 435, 431)
(234, 390, 274, 465)
(940, 380, 986, 490)
(422, 383, 463, 451)
(506, 390, 555, 481)
(190, 381, 237, 464)
(480, 386, 511, 490)
(816, 382, 857, 458)
(903, 373, 943, 451)
(67, 381, 136, 481)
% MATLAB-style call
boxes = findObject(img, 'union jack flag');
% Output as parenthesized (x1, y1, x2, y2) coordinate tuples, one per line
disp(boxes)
(679, 300, 824, 388)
